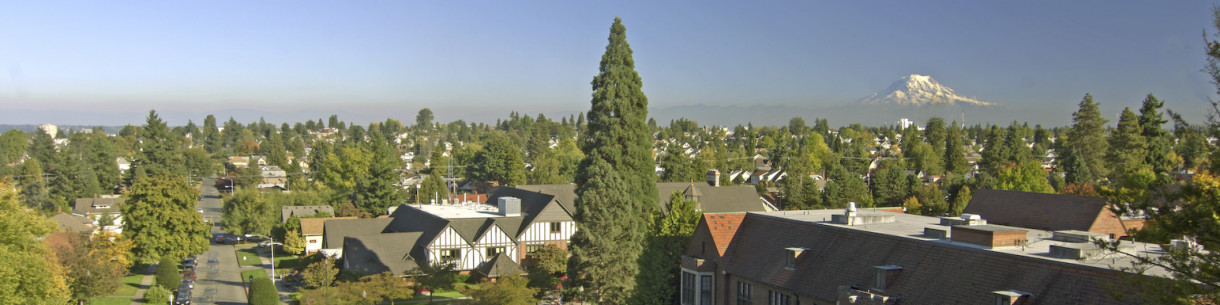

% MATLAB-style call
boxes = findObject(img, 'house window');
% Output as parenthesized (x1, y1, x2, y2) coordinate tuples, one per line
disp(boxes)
(550, 222, 562, 234)
(700, 275, 713, 305)
(440, 249, 459, 262)
(486, 247, 505, 258)
(737, 281, 753, 305)
(768, 290, 790, 305)
(309, 239, 317, 244)
(527, 244, 543, 253)
(681, 272, 696, 305)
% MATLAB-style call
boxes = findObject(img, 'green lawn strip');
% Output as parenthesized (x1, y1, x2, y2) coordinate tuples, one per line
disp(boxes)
(109, 273, 143, 297)
(86, 296, 133, 305)
(242, 269, 270, 281)
(273, 254, 303, 275)
(236, 247, 263, 267)
(391, 290, 470, 303)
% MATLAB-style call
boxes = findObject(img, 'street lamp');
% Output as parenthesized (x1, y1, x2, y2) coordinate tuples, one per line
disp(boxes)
(265, 237, 283, 286)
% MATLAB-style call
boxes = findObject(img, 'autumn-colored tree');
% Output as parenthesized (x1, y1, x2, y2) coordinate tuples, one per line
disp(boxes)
(0, 179, 70, 304)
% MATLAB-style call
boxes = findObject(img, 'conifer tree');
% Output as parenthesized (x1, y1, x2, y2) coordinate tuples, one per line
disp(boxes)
(1065, 94, 1109, 180)
(355, 129, 402, 215)
(1106, 108, 1149, 180)
(1138, 94, 1173, 174)
(944, 122, 969, 176)
(924, 117, 947, 156)
(569, 17, 658, 304)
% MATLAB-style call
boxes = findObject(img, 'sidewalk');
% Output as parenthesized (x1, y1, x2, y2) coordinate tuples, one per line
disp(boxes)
(129, 265, 155, 305)
(254, 244, 293, 304)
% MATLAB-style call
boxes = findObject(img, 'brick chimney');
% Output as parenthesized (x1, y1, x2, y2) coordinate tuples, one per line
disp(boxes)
(707, 169, 720, 187)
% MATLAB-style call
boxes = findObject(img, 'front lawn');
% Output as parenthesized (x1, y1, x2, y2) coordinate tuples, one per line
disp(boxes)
(112, 274, 143, 297)
(236, 248, 263, 267)
(242, 269, 269, 282)
(87, 297, 133, 305)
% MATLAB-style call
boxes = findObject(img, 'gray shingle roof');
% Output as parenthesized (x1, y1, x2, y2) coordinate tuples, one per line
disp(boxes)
(322, 218, 393, 249)
(52, 213, 94, 233)
(281, 205, 335, 223)
(721, 213, 1148, 304)
(73, 197, 123, 216)
(473, 253, 523, 278)
(343, 232, 422, 276)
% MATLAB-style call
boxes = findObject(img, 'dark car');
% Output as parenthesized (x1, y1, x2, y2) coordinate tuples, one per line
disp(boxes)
(179, 279, 194, 289)
(174, 289, 191, 305)
(181, 259, 196, 271)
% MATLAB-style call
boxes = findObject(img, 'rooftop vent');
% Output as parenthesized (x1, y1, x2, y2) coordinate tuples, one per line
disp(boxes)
(497, 197, 521, 217)
(1051, 230, 1110, 243)
(940, 214, 987, 226)
(873, 265, 903, 290)
(831, 202, 895, 225)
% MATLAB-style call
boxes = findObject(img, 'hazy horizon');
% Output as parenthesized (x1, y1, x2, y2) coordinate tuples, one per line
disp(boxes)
(2, 1, 1217, 127)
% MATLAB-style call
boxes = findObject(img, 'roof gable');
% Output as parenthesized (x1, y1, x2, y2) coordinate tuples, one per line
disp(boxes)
(300, 217, 357, 236)
(342, 232, 422, 276)
(322, 218, 393, 249)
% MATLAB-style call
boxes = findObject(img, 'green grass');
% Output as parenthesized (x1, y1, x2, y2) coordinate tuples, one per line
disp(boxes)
(110, 273, 144, 297)
(87, 297, 133, 305)
(242, 269, 270, 282)
(273, 254, 303, 275)
(236, 248, 263, 267)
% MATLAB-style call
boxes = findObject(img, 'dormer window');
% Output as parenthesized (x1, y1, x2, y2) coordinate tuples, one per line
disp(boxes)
(784, 247, 806, 270)
(873, 265, 903, 290)
(993, 290, 1030, 305)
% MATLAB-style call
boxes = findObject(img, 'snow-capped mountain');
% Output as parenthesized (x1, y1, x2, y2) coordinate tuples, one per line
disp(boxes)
(858, 74, 995, 106)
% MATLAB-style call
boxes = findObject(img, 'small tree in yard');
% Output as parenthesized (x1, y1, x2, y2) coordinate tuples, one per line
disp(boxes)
(283, 228, 306, 255)
(302, 257, 339, 289)
(155, 256, 181, 290)
(249, 277, 279, 305)
(469, 275, 537, 305)
(411, 261, 458, 303)
(525, 245, 568, 295)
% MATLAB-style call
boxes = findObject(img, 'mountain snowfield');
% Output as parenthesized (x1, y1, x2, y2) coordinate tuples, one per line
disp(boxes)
(858, 74, 996, 106)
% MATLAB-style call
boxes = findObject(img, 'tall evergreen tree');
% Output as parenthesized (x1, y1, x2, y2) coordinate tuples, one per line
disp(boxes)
(1138, 94, 1173, 174)
(944, 122, 969, 176)
(1107, 108, 1149, 179)
(129, 110, 185, 184)
(1065, 94, 1110, 180)
(924, 117, 947, 156)
(569, 17, 658, 304)
(354, 130, 402, 215)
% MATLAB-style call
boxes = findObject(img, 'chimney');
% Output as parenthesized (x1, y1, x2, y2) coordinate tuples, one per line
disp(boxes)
(498, 197, 521, 217)
(707, 169, 721, 187)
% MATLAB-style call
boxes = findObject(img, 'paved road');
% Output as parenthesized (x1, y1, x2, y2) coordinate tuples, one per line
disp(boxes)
(193, 178, 248, 305)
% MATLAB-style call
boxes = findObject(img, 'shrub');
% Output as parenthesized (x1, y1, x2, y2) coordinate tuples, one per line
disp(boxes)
(144, 286, 172, 305)
(248, 277, 279, 305)
(155, 256, 181, 290)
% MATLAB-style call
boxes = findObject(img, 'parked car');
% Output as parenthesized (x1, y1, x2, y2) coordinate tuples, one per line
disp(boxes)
(181, 270, 197, 281)
(180, 279, 194, 289)
(181, 258, 196, 270)
(174, 289, 191, 305)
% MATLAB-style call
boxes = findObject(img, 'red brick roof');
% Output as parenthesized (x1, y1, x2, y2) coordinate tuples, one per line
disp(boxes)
(703, 213, 745, 256)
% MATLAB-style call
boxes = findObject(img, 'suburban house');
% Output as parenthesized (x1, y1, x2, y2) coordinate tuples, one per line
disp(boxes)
(228, 156, 249, 168)
(257, 165, 288, 189)
(52, 213, 95, 234)
(299, 217, 356, 255)
(281, 205, 335, 223)
(73, 195, 124, 234)
(116, 157, 130, 173)
(333, 185, 579, 278)
(962, 189, 1143, 239)
(681, 208, 1167, 305)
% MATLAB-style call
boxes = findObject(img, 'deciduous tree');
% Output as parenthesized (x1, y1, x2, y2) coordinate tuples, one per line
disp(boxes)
(122, 172, 211, 263)
(0, 179, 70, 304)
(469, 275, 537, 305)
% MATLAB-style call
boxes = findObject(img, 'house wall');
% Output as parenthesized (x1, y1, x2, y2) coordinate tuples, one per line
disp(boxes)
(516, 221, 576, 261)
(952, 227, 1027, 248)
(305, 235, 323, 254)
(471, 225, 517, 265)
(425, 227, 478, 270)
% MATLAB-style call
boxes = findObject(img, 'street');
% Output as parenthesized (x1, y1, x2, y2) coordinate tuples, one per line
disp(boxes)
(193, 178, 248, 305)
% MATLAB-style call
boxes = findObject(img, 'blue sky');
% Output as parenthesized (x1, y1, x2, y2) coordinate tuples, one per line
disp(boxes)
(0, 1, 1216, 126)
